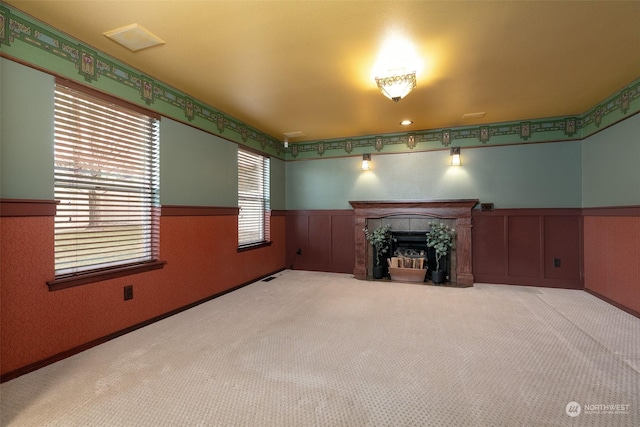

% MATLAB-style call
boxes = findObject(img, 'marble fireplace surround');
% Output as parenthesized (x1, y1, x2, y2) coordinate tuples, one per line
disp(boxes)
(349, 200, 478, 286)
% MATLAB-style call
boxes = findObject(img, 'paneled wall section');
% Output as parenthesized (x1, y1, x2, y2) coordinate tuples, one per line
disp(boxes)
(286, 210, 354, 274)
(285, 208, 587, 290)
(472, 209, 583, 289)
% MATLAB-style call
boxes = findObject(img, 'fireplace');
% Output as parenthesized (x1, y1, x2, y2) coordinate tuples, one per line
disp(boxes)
(390, 230, 451, 283)
(349, 200, 478, 286)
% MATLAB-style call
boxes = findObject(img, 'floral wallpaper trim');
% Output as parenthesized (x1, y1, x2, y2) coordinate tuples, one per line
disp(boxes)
(287, 78, 639, 160)
(0, 5, 285, 159)
(1, 4, 638, 162)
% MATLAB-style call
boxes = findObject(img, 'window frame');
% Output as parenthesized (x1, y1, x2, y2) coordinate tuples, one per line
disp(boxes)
(47, 78, 164, 290)
(237, 146, 271, 251)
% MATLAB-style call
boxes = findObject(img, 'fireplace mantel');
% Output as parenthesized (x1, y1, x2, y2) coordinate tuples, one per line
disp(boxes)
(349, 200, 478, 286)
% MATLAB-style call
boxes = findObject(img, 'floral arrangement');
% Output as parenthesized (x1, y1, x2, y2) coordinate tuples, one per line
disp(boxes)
(425, 222, 455, 271)
(363, 224, 392, 267)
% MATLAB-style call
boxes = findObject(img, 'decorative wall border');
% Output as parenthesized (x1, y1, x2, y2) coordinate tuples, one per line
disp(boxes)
(286, 116, 584, 160)
(1, 4, 639, 162)
(0, 5, 284, 159)
(286, 77, 639, 160)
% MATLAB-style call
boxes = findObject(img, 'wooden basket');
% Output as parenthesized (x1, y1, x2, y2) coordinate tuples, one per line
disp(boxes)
(388, 267, 427, 283)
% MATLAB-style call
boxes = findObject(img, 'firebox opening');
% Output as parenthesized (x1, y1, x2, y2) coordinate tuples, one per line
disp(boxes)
(391, 231, 449, 283)
(366, 216, 457, 284)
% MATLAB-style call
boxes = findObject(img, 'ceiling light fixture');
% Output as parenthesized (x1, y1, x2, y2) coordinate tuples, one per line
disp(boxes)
(375, 72, 417, 102)
(361, 154, 372, 171)
(400, 120, 413, 126)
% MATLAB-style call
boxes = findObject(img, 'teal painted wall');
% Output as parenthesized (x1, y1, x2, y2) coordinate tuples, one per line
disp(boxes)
(160, 118, 237, 206)
(270, 157, 286, 210)
(582, 113, 640, 207)
(3, 56, 638, 212)
(159, 118, 285, 208)
(1, 59, 54, 199)
(285, 141, 582, 210)
(0, 59, 286, 208)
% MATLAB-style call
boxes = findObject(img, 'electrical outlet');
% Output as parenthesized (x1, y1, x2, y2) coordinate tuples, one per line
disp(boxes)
(553, 258, 561, 268)
(124, 285, 133, 300)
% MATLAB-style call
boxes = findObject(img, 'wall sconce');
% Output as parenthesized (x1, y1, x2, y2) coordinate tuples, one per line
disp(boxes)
(375, 72, 417, 102)
(450, 147, 461, 166)
(283, 137, 289, 148)
(361, 153, 372, 171)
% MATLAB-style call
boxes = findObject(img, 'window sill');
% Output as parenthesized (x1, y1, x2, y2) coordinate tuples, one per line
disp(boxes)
(237, 241, 272, 253)
(47, 260, 166, 291)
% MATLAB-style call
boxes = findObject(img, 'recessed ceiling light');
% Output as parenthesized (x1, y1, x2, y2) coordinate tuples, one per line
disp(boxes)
(104, 23, 164, 52)
(400, 120, 413, 126)
(462, 112, 486, 120)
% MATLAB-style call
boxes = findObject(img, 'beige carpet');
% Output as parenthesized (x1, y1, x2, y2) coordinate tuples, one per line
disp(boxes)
(1, 270, 638, 426)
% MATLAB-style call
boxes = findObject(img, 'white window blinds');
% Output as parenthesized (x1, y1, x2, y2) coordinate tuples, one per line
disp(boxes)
(238, 148, 270, 246)
(54, 82, 160, 277)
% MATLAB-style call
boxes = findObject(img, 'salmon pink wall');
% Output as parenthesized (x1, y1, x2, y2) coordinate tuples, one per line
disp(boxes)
(583, 214, 640, 316)
(0, 212, 285, 377)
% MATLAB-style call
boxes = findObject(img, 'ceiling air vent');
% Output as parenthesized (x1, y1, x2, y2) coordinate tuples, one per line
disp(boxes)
(104, 24, 164, 52)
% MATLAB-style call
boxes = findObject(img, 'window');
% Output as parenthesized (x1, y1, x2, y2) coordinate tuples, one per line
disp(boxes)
(238, 147, 270, 248)
(53, 80, 160, 281)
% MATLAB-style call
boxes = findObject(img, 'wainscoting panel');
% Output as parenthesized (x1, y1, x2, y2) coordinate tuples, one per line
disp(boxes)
(286, 210, 354, 274)
(307, 215, 332, 268)
(331, 214, 356, 274)
(473, 209, 583, 289)
(285, 213, 309, 267)
(472, 215, 507, 277)
(507, 216, 542, 278)
(544, 216, 582, 280)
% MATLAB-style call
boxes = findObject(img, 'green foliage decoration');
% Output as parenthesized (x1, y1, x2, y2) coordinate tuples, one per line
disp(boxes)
(363, 224, 392, 267)
(425, 222, 456, 271)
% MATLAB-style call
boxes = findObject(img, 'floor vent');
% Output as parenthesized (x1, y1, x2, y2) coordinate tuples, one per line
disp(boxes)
(262, 276, 277, 282)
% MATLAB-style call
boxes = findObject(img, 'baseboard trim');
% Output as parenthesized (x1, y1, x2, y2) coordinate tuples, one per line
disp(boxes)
(473, 274, 583, 290)
(584, 288, 640, 319)
(0, 268, 286, 383)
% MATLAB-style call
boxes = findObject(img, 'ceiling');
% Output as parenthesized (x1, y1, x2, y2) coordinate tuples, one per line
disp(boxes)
(6, 1, 640, 143)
